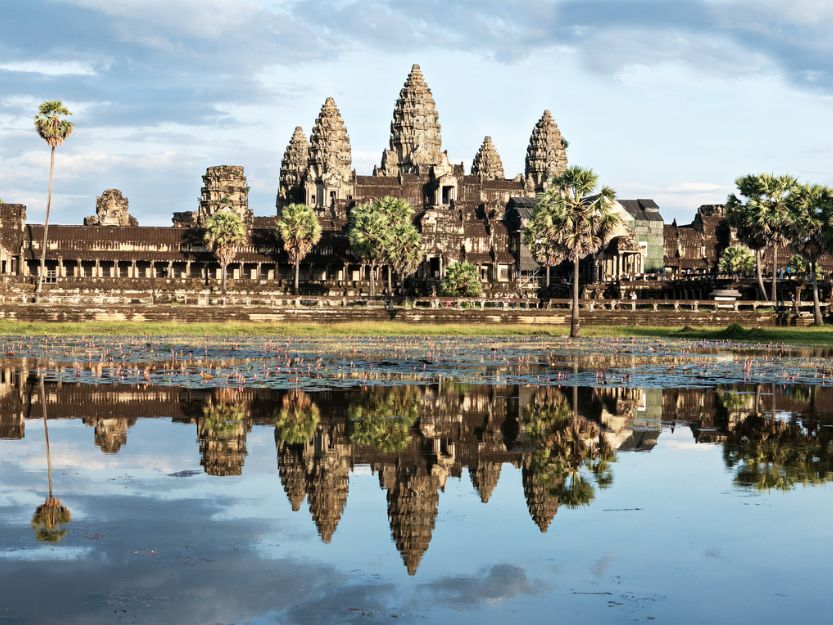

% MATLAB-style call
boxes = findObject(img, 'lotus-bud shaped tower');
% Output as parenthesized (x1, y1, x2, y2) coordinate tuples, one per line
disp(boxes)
(277, 126, 309, 209)
(470, 136, 505, 180)
(378, 64, 444, 176)
(524, 110, 568, 192)
(305, 97, 353, 208)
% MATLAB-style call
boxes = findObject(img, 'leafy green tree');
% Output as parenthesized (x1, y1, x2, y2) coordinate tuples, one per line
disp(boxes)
(786, 184, 833, 325)
(726, 174, 799, 307)
(348, 196, 421, 295)
(203, 208, 247, 294)
(718, 244, 756, 277)
(441, 260, 482, 296)
(375, 197, 421, 294)
(275, 203, 322, 294)
(523, 203, 565, 287)
(386, 221, 422, 294)
(536, 166, 618, 338)
(34, 101, 74, 297)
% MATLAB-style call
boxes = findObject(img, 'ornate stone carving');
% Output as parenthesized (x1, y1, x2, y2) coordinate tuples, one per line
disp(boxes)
(305, 444, 350, 543)
(378, 64, 443, 176)
(384, 465, 442, 575)
(84, 189, 137, 226)
(277, 126, 309, 209)
(470, 460, 502, 503)
(305, 97, 353, 208)
(524, 110, 568, 192)
(198, 165, 252, 227)
(471, 136, 505, 180)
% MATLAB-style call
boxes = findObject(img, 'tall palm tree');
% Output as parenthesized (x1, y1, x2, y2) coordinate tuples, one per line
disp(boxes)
(31, 372, 71, 543)
(727, 174, 798, 309)
(536, 166, 618, 338)
(203, 208, 247, 295)
(726, 183, 768, 300)
(385, 221, 422, 294)
(275, 203, 322, 294)
(348, 202, 389, 296)
(786, 184, 833, 325)
(33, 101, 74, 298)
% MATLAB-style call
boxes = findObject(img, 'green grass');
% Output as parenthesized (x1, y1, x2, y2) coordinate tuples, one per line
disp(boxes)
(0, 319, 830, 345)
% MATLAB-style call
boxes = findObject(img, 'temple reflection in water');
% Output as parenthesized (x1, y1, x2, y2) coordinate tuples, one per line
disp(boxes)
(1, 367, 831, 573)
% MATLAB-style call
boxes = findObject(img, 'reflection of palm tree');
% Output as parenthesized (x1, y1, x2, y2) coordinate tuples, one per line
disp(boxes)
(31, 373, 71, 543)
(520, 388, 615, 531)
(347, 387, 420, 453)
(723, 413, 833, 491)
(557, 469, 595, 508)
(275, 390, 319, 445)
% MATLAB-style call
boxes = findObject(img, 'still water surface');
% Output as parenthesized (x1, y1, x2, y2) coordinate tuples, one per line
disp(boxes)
(1, 371, 832, 624)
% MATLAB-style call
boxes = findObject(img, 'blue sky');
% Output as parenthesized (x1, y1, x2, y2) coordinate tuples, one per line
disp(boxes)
(1, 0, 832, 225)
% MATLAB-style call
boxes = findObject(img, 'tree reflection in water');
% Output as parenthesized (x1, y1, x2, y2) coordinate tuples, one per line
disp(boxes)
(521, 387, 616, 532)
(347, 386, 420, 453)
(722, 412, 833, 491)
(31, 373, 71, 543)
(198, 388, 250, 477)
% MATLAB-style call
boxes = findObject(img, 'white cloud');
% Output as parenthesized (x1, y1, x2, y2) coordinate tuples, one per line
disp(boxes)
(0, 60, 99, 76)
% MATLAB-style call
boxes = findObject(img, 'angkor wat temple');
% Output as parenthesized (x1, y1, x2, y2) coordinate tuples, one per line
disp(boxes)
(0, 63, 779, 298)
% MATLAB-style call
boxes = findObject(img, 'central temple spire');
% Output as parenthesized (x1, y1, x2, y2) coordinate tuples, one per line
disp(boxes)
(378, 64, 443, 176)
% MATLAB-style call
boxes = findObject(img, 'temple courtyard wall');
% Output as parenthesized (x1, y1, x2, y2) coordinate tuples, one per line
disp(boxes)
(0, 282, 804, 326)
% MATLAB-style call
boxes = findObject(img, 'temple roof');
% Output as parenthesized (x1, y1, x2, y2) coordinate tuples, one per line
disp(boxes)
(619, 199, 663, 222)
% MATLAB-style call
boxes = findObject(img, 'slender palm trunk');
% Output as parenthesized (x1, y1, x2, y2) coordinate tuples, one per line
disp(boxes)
(755, 249, 768, 301)
(754, 384, 761, 415)
(369, 264, 376, 297)
(387, 265, 392, 294)
(771, 245, 779, 314)
(39, 374, 53, 500)
(36, 146, 56, 297)
(572, 383, 578, 420)
(811, 260, 823, 325)
(570, 258, 580, 338)
(294, 260, 300, 295)
(545, 265, 550, 288)
(221, 261, 227, 295)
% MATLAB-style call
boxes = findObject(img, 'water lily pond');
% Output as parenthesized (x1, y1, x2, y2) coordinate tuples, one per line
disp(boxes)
(1, 336, 832, 624)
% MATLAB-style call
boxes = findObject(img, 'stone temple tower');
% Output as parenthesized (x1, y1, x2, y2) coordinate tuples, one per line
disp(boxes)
(524, 110, 568, 192)
(470, 136, 505, 180)
(277, 126, 309, 209)
(378, 64, 443, 176)
(197, 165, 252, 227)
(305, 97, 353, 209)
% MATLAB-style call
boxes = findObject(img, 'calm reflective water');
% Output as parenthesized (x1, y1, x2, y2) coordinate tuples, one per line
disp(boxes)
(1, 371, 833, 624)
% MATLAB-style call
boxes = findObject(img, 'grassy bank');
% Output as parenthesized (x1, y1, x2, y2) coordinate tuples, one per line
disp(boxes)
(0, 320, 830, 345)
